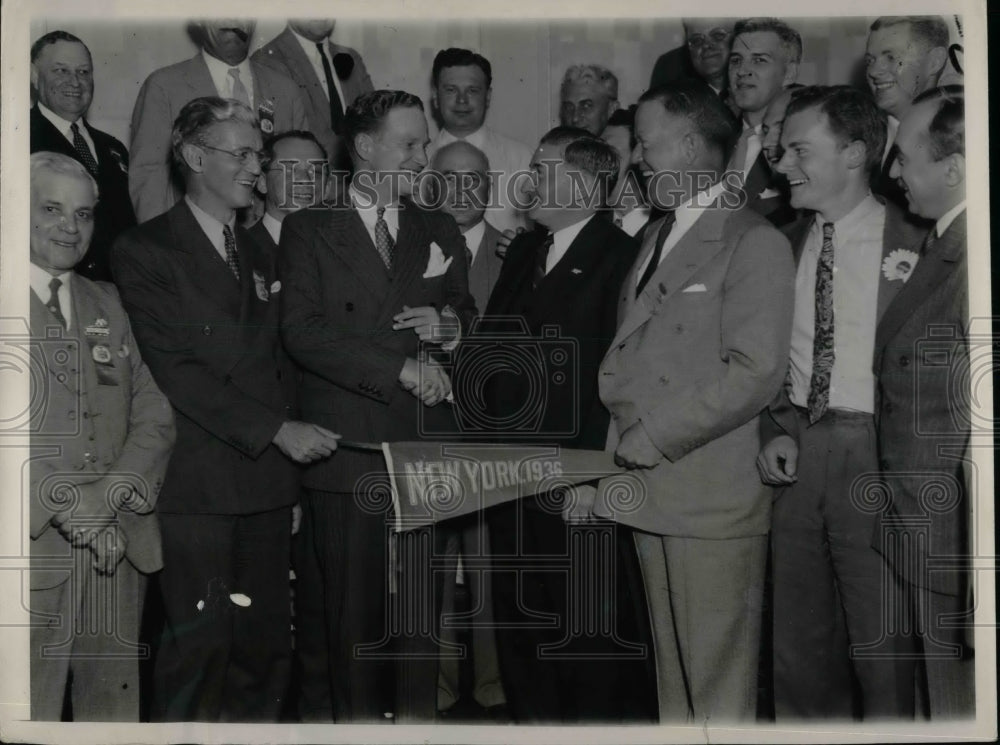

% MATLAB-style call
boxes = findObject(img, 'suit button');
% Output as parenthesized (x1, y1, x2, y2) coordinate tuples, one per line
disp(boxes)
(884, 402, 893, 414)
(82, 412, 89, 418)
(899, 356, 909, 367)
(203, 325, 212, 335)
(880, 459, 891, 470)
(276, 370, 282, 380)
(675, 324, 683, 333)
(56, 373, 67, 383)
(659, 376, 668, 384)
(68, 411, 76, 420)
(346, 302, 354, 311)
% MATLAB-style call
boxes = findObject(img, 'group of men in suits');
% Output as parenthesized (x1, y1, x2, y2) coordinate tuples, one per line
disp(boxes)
(25, 12, 972, 727)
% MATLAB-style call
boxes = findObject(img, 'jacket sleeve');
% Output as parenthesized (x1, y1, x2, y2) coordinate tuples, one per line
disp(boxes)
(639, 224, 796, 462)
(112, 231, 286, 458)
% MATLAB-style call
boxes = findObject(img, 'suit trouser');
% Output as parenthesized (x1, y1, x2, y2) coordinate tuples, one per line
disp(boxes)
(31, 546, 145, 721)
(305, 488, 444, 723)
(489, 498, 646, 723)
(772, 410, 913, 719)
(633, 530, 767, 723)
(151, 509, 292, 722)
(436, 515, 506, 710)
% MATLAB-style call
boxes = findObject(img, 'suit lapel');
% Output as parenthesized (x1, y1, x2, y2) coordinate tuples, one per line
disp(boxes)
(875, 202, 924, 323)
(611, 206, 728, 348)
(874, 214, 966, 364)
(184, 54, 217, 97)
(169, 202, 243, 318)
(376, 201, 431, 327)
(29, 290, 79, 396)
(69, 279, 103, 413)
(318, 204, 392, 298)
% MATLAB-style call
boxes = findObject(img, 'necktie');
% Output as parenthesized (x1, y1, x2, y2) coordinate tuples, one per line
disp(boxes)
(463, 238, 474, 269)
(374, 207, 395, 269)
(70, 122, 99, 176)
(223, 225, 241, 280)
(316, 42, 346, 135)
(921, 227, 937, 256)
(730, 125, 761, 175)
(228, 68, 251, 107)
(807, 222, 836, 424)
(47, 277, 67, 329)
(533, 233, 554, 290)
(612, 212, 624, 228)
(635, 210, 676, 297)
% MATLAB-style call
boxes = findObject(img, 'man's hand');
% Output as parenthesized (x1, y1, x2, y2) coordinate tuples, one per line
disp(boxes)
(562, 484, 598, 523)
(495, 228, 525, 257)
(90, 527, 128, 576)
(399, 357, 451, 406)
(272, 421, 341, 464)
(756, 435, 799, 485)
(393, 305, 459, 344)
(614, 422, 663, 469)
(50, 481, 115, 543)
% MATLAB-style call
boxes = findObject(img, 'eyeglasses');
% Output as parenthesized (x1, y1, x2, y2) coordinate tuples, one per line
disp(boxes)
(687, 28, 732, 49)
(200, 144, 269, 166)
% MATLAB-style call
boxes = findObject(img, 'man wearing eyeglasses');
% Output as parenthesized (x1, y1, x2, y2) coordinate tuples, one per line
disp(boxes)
(648, 18, 737, 116)
(112, 97, 341, 722)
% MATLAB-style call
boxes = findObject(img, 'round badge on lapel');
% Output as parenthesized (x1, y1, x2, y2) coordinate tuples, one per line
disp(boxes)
(92, 345, 112, 364)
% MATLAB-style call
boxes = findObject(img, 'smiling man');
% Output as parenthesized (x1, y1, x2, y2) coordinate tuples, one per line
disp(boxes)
(865, 16, 950, 207)
(251, 129, 327, 250)
(129, 19, 310, 222)
(759, 85, 925, 719)
(426, 48, 532, 233)
(113, 97, 340, 721)
(559, 64, 620, 136)
(30, 31, 137, 282)
(727, 18, 801, 206)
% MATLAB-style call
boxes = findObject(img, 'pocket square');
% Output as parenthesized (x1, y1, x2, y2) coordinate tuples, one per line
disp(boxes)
(681, 283, 707, 293)
(423, 242, 453, 278)
(571, 268, 583, 275)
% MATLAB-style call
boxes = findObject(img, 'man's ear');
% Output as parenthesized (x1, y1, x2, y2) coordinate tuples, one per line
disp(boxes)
(925, 46, 949, 83)
(354, 132, 373, 162)
(430, 89, 439, 114)
(180, 142, 206, 173)
(944, 152, 965, 188)
(844, 139, 868, 171)
(485, 87, 492, 112)
(681, 131, 700, 165)
(30, 63, 39, 91)
(782, 61, 799, 88)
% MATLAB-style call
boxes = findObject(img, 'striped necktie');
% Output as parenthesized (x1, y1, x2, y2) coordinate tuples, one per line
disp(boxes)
(223, 225, 241, 280)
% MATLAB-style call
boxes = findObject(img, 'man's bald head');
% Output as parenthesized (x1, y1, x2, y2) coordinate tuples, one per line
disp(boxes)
(431, 140, 491, 231)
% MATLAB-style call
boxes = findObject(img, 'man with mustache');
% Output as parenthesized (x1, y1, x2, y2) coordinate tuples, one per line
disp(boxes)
(865, 16, 950, 209)
(113, 97, 340, 721)
(129, 20, 310, 222)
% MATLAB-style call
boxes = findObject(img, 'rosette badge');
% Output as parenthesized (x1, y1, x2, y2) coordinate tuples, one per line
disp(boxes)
(882, 249, 919, 283)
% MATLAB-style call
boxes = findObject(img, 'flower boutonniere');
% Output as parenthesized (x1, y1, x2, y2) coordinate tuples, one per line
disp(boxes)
(882, 249, 919, 283)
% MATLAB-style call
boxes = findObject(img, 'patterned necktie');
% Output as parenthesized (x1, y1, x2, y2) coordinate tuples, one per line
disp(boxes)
(636, 210, 676, 297)
(228, 68, 251, 107)
(613, 212, 624, 228)
(807, 222, 836, 424)
(47, 277, 67, 329)
(223, 225, 241, 280)
(374, 207, 395, 269)
(533, 233, 554, 290)
(316, 42, 345, 134)
(70, 122, 99, 176)
(921, 227, 937, 256)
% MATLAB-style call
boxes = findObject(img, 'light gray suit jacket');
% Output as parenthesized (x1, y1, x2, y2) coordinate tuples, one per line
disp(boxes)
(596, 201, 795, 539)
(468, 221, 505, 314)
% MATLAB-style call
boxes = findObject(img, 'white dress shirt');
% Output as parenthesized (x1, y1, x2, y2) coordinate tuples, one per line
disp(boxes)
(462, 219, 487, 262)
(290, 28, 347, 110)
(428, 125, 533, 233)
(936, 201, 966, 238)
(262, 212, 283, 246)
(185, 196, 238, 263)
(37, 102, 97, 163)
(545, 214, 594, 274)
(349, 184, 400, 246)
(618, 206, 651, 238)
(633, 180, 728, 286)
(30, 263, 74, 330)
(787, 194, 885, 414)
(201, 50, 255, 109)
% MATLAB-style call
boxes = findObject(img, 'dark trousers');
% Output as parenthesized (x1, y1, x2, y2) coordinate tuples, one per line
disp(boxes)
(305, 488, 445, 723)
(488, 498, 650, 723)
(151, 509, 292, 722)
(772, 409, 913, 719)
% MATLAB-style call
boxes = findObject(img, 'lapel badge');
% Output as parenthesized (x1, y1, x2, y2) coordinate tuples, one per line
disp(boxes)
(253, 270, 270, 301)
(117, 344, 130, 359)
(571, 268, 583, 275)
(258, 98, 276, 134)
(85, 317, 110, 336)
(92, 344, 112, 364)
(882, 249, 919, 283)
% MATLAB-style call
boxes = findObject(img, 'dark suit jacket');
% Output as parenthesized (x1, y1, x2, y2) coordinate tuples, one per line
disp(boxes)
(111, 200, 300, 515)
(248, 217, 279, 252)
(760, 200, 927, 446)
(480, 217, 638, 450)
(30, 106, 137, 282)
(279, 198, 476, 492)
(29, 275, 174, 589)
(129, 54, 310, 222)
(466, 221, 505, 314)
(252, 27, 373, 166)
(873, 213, 968, 595)
(649, 45, 696, 89)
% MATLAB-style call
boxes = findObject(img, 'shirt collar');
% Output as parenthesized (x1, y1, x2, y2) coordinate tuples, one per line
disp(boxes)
(201, 49, 253, 96)
(262, 212, 283, 245)
(670, 180, 728, 236)
(37, 101, 81, 137)
(462, 219, 487, 259)
(185, 195, 235, 248)
(936, 201, 966, 238)
(30, 262, 73, 328)
(348, 184, 400, 232)
(436, 125, 487, 150)
(290, 27, 328, 58)
(811, 192, 882, 244)
(551, 213, 594, 251)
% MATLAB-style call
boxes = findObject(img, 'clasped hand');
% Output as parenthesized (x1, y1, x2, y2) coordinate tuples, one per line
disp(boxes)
(399, 356, 451, 406)
(393, 305, 458, 343)
(272, 421, 342, 464)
